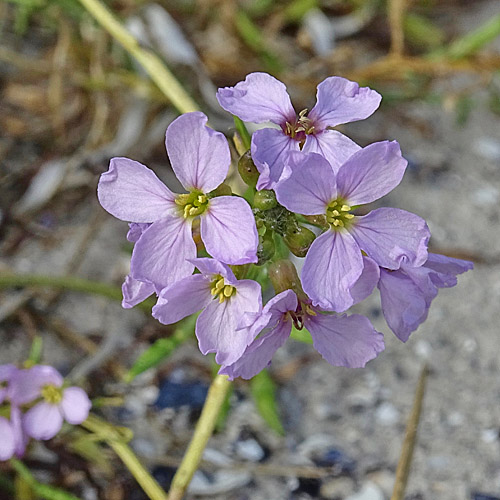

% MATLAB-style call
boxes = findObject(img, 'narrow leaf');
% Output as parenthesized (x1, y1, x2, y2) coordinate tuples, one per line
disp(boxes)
(250, 369, 284, 435)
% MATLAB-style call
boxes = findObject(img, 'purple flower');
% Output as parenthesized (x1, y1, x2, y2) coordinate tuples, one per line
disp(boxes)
(152, 258, 262, 365)
(0, 363, 16, 404)
(0, 417, 15, 461)
(98, 112, 258, 290)
(378, 253, 473, 342)
(216, 72, 381, 189)
(275, 145, 430, 312)
(10, 365, 91, 441)
(219, 289, 384, 380)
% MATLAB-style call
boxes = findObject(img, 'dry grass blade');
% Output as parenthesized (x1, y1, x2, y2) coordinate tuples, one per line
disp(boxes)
(391, 364, 429, 500)
(388, 0, 406, 57)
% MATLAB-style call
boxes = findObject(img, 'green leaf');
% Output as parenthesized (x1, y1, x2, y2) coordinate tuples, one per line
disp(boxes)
(404, 13, 445, 50)
(28, 336, 43, 364)
(290, 324, 313, 344)
(69, 430, 113, 475)
(125, 315, 197, 382)
(284, 0, 317, 23)
(250, 369, 284, 435)
(233, 116, 251, 151)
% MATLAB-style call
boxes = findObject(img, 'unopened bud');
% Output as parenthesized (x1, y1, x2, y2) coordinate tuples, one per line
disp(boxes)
(268, 260, 306, 299)
(254, 190, 277, 210)
(209, 183, 232, 197)
(256, 230, 275, 265)
(238, 150, 260, 188)
(283, 224, 316, 258)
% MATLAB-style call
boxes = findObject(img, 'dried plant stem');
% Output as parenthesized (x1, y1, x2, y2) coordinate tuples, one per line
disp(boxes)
(168, 374, 232, 500)
(77, 0, 199, 114)
(388, 0, 406, 57)
(391, 364, 429, 500)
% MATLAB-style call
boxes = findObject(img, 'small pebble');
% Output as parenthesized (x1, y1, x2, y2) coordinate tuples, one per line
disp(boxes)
(345, 481, 384, 500)
(375, 402, 399, 425)
(235, 438, 266, 462)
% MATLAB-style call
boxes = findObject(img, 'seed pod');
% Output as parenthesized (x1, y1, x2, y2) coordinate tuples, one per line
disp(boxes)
(256, 229, 275, 265)
(268, 260, 306, 299)
(283, 224, 316, 258)
(238, 150, 260, 188)
(254, 189, 277, 210)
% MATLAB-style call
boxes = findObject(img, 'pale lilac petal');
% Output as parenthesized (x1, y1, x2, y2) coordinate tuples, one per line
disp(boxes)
(190, 258, 237, 283)
(130, 215, 196, 290)
(424, 253, 473, 288)
(165, 112, 230, 192)
(378, 269, 431, 342)
(303, 130, 361, 172)
(201, 196, 258, 265)
(23, 402, 63, 440)
(308, 76, 381, 129)
(349, 256, 380, 304)
(216, 72, 295, 125)
(0, 364, 16, 405)
(127, 223, 151, 243)
(152, 274, 211, 325)
(219, 290, 296, 380)
(10, 406, 27, 457)
(98, 158, 176, 223)
(306, 313, 384, 367)
(122, 275, 155, 309)
(9, 365, 63, 405)
(0, 417, 15, 461)
(196, 279, 262, 365)
(60, 387, 92, 425)
(302, 230, 364, 312)
(275, 152, 336, 215)
(251, 128, 299, 190)
(349, 208, 430, 269)
(336, 141, 407, 205)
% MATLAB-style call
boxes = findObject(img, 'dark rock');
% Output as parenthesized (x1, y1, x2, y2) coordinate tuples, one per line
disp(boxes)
(313, 448, 357, 476)
(155, 380, 208, 409)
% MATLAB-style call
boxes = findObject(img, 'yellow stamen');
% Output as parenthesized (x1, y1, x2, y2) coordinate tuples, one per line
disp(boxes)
(344, 213, 354, 219)
(341, 204, 351, 212)
(223, 285, 233, 297)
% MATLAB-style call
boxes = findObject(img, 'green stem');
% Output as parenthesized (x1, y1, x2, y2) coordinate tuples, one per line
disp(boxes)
(0, 273, 154, 312)
(168, 374, 232, 500)
(81, 415, 167, 500)
(76, 0, 199, 114)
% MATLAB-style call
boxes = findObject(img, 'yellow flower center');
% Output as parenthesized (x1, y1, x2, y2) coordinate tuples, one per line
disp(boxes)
(175, 191, 209, 219)
(284, 109, 316, 139)
(41, 384, 62, 404)
(209, 274, 236, 304)
(326, 200, 354, 229)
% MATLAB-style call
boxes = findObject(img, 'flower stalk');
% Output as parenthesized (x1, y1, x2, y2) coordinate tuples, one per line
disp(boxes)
(167, 374, 232, 500)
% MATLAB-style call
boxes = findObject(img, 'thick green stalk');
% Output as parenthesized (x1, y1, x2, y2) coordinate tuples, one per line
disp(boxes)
(168, 374, 232, 500)
(77, 0, 199, 114)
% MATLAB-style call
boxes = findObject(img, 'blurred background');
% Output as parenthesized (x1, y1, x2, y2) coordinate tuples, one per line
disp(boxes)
(0, 0, 499, 499)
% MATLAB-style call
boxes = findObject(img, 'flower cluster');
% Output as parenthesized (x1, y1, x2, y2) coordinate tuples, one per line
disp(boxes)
(98, 72, 472, 380)
(0, 364, 91, 461)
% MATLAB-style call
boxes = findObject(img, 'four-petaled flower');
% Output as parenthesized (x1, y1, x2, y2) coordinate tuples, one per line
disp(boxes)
(152, 258, 262, 365)
(98, 112, 259, 290)
(217, 72, 381, 189)
(220, 289, 385, 380)
(275, 145, 430, 312)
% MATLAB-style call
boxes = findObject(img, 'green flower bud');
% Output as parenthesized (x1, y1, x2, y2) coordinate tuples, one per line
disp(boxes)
(268, 260, 306, 299)
(238, 150, 260, 188)
(209, 183, 232, 197)
(253, 190, 277, 210)
(256, 229, 275, 265)
(283, 224, 316, 258)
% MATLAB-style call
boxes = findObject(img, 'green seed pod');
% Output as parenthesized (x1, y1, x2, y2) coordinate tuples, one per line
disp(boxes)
(283, 224, 316, 258)
(238, 150, 260, 188)
(256, 229, 275, 265)
(254, 190, 277, 210)
(209, 183, 232, 197)
(268, 259, 306, 299)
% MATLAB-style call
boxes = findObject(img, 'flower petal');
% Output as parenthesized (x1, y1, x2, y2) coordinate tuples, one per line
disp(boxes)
(98, 158, 176, 223)
(275, 152, 336, 215)
(60, 387, 92, 425)
(23, 402, 63, 440)
(308, 76, 381, 129)
(130, 215, 196, 290)
(302, 230, 364, 312)
(196, 279, 262, 365)
(349, 256, 380, 304)
(189, 258, 237, 283)
(350, 208, 430, 269)
(336, 141, 407, 205)
(216, 72, 296, 125)
(378, 268, 431, 342)
(122, 275, 155, 309)
(306, 313, 384, 367)
(303, 130, 361, 172)
(201, 196, 258, 265)
(152, 274, 211, 325)
(10, 406, 27, 457)
(127, 223, 151, 243)
(0, 417, 15, 461)
(9, 365, 63, 405)
(423, 253, 473, 288)
(251, 128, 299, 190)
(165, 112, 230, 192)
(219, 290, 296, 380)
